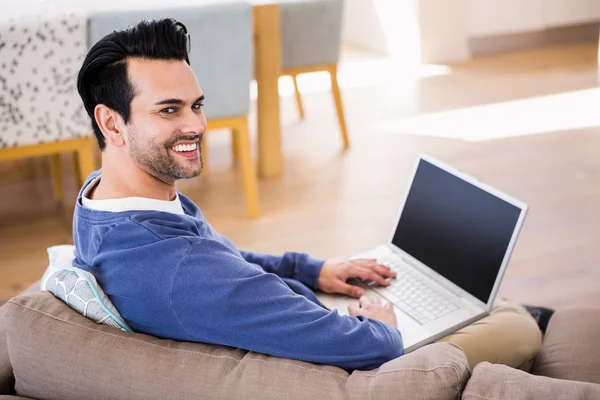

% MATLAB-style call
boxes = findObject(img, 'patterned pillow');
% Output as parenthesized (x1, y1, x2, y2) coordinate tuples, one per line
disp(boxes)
(41, 245, 132, 332)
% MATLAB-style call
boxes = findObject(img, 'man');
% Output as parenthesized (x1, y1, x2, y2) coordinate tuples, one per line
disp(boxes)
(74, 18, 547, 371)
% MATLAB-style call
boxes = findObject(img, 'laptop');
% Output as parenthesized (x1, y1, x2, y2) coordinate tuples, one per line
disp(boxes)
(316, 154, 528, 353)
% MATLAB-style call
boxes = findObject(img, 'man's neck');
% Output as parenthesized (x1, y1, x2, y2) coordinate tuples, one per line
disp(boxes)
(91, 153, 177, 201)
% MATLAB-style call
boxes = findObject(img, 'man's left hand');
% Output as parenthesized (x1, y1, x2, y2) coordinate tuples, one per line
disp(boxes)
(317, 259, 397, 298)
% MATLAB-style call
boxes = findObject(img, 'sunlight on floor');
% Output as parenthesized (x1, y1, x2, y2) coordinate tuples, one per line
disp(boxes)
(249, 58, 452, 100)
(293, 60, 452, 95)
(375, 87, 600, 141)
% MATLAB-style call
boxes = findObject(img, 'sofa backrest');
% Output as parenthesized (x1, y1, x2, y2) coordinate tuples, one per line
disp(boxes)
(5, 291, 470, 400)
(532, 307, 600, 385)
(463, 362, 600, 400)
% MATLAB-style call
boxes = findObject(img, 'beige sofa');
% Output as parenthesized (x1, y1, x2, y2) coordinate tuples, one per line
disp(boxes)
(1, 283, 599, 400)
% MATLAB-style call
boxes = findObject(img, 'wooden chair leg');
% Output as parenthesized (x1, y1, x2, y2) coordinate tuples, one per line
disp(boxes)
(49, 154, 63, 201)
(328, 65, 350, 149)
(232, 119, 260, 218)
(292, 74, 305, 119)
(74, 139, 96, 187)
(231, 130, 239, 167)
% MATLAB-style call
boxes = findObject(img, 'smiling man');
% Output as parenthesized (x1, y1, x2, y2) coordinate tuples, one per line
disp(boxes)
(73, 19, 402, 371)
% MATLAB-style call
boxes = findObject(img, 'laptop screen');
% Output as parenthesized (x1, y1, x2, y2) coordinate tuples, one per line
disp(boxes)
(391, 158, 523, 304)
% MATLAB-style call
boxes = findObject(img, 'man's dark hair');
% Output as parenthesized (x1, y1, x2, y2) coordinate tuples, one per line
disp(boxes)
(77, 18, 191, 150)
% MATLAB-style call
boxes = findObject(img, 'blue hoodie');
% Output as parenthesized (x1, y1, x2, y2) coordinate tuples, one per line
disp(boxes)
(73, 170, 403, 370)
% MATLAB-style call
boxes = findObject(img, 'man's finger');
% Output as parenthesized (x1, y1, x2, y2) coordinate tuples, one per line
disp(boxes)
(368, 261, 397, 279)
(352, 258, 378, 263)
(351, 266, 390, 287)
(336, 282, 365, 298)
(359, 295, 372, 307)
(374, 263, 397, 278)
(370, 263, 396, 279)
(352, 259, 397, 279)
(348, 305, 362, 316)
(371, 296, 382, 305)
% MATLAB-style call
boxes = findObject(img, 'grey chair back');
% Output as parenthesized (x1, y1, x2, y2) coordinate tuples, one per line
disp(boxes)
(280, 0, 345, 71)
(88, 1, 253, 120)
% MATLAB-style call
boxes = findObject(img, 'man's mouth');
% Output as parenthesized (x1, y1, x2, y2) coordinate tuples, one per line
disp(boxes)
(171, 142, 199, 159)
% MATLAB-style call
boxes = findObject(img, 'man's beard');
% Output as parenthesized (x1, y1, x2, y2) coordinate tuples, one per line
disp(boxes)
(127, 125, 203, 182)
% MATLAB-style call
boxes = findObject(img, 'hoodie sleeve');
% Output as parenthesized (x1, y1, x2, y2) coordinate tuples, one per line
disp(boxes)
(170, 237, 403, 371)
(239, 250, 325, 289)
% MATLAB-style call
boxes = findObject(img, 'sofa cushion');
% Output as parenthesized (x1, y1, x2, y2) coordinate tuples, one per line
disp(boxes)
(462, 362, 600, 400)
(6, 291, 470, 400)
(532, 307, 600, 384)
(0, 305, 11, 396)
(41, 245, 131, 332)
(0, 283, 40, 396)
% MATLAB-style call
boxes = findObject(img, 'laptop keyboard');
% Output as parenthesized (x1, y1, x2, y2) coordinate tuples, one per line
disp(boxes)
(372, 255, 460, 325)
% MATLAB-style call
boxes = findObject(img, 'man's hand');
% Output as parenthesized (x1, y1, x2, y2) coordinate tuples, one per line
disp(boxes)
(317, 258, 396, 298)
(349, 296, 398, 328)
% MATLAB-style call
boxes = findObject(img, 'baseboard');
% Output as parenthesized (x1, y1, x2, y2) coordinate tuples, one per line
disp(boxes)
(469, 22, 600, 56)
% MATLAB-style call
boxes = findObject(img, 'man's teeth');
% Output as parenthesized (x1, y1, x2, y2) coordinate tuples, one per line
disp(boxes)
(173, 143, 197, 152)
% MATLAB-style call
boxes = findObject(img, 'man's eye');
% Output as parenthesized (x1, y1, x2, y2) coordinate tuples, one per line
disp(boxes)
(192, 103, 204, 111)
(161, 107, 177, 114)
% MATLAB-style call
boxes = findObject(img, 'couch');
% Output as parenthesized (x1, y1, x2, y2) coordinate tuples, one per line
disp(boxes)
(0, 282, 599, 400)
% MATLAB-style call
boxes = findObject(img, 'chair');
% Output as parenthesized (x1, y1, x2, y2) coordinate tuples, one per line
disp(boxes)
(280, 0, 349, 148)
(0, 14, 97, 200)
(88, 1, 259, 217)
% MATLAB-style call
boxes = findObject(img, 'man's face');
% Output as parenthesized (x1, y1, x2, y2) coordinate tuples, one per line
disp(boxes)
(123, 58, 206, 183)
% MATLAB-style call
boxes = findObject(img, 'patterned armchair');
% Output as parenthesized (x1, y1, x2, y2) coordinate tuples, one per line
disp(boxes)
(0, 14, 97, 201)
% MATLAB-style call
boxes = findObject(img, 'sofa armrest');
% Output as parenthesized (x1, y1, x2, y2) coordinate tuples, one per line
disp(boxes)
(463, 362, 600, 400)
(532, 307, 600, 384)
(0, 282, 40, 396)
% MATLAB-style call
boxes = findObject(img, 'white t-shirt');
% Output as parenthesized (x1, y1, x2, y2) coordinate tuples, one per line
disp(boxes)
(81, 175, 185, 215)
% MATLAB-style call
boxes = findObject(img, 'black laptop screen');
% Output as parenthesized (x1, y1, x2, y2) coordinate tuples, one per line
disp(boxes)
(391, 159, 523, 303)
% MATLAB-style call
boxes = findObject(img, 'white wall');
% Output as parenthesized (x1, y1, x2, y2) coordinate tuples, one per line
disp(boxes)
(342, 0, 390, 55)
(468, 0, 545, 37)
(419, 0, 470, 63)
(342, 0, 470, 63)
(468, 0, 600, 37)
(343, 0, 600, 64)
(544, 0, 600, 27)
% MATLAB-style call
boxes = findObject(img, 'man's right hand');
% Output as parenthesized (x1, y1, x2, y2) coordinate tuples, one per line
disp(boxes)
(348, 295, 398, 328)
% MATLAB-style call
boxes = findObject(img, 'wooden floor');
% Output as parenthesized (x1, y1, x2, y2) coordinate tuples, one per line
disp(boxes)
(1, 44, 599, 309)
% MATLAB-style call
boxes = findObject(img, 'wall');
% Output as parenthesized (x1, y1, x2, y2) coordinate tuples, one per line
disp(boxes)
(343, 0, 600, 63)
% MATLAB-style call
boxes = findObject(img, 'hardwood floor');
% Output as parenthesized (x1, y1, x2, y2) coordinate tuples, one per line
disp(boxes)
(1, 43, 599, 310)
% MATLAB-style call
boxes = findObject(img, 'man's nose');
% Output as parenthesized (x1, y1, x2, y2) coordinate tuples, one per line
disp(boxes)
(180, 110, 206, 135)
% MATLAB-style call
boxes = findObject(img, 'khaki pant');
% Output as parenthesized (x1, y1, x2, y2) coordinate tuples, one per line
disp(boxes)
(436, 299, 542, 371)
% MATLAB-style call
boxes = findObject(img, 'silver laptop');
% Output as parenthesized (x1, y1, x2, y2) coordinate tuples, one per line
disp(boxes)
(317, 154, 528, 353)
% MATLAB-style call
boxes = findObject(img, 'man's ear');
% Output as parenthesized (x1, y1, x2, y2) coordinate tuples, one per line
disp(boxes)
(94, 104, 126, 148)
